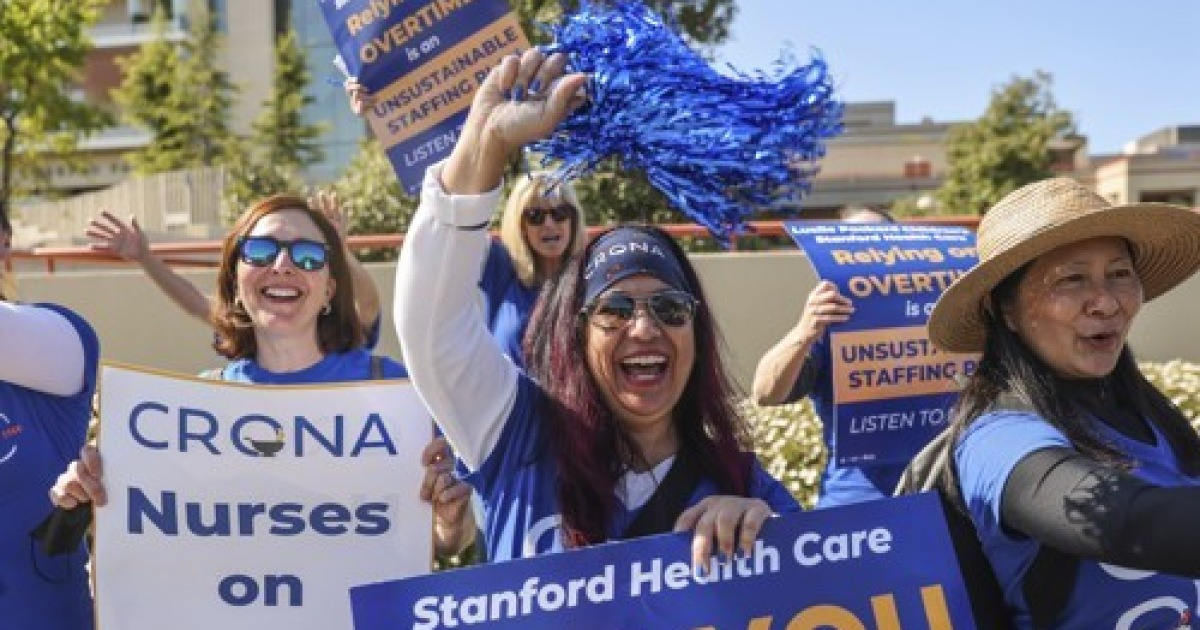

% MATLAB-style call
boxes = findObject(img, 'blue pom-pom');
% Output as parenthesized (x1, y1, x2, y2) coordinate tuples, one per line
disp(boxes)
(532, 1, 843, 246)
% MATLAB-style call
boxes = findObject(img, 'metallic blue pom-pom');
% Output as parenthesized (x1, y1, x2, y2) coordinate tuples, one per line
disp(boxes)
(532, 1, 843, 245)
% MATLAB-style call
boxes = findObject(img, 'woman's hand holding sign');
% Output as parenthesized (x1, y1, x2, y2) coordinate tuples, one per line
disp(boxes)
(675, 496, 773, 573)
(421, 436, 475, 557)
(798, 280, 855, 343)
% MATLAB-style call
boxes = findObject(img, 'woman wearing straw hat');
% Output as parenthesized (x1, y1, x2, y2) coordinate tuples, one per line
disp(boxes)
(927, 177, 1200, 628)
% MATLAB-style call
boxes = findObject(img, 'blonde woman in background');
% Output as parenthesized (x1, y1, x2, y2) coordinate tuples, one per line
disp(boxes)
(347, 78, 588, 365)
(482, 172, 587, 365)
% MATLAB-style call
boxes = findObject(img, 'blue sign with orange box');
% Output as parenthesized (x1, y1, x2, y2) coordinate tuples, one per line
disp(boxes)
(785, 222, 979, 467)
(319, 0, 530, 194)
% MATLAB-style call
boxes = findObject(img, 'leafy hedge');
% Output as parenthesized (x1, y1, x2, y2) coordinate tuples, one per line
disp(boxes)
(747, 360, 1200, 508)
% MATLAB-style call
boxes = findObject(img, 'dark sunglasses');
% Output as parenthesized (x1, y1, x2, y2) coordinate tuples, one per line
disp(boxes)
(582, 290, 698, 331)
(522, 205, 573, 226)
(238, 236, 329, 272)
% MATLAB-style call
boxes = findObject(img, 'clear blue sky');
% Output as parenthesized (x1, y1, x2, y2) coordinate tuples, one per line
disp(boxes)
(715, 1, 1200, 155)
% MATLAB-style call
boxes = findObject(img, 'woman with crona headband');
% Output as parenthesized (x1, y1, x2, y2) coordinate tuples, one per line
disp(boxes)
(395, 50, 798, 567)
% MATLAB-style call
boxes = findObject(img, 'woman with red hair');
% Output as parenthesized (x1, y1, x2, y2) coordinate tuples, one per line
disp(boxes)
(51, 195, 474, 561)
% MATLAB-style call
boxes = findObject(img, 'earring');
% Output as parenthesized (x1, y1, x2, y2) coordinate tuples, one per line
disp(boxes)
(322, 302, 332, 316)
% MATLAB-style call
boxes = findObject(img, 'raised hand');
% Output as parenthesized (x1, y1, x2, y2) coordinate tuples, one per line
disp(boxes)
(309, 189, 350, 245)
(87, 211, 150, 263)
(444, 49, 588, 194)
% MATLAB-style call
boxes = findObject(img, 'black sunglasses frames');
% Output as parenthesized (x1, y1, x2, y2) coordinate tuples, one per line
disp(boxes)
(523, 205, 574, 226)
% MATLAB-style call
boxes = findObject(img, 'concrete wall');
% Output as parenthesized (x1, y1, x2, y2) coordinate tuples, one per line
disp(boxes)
(13, 252, 1200, 391)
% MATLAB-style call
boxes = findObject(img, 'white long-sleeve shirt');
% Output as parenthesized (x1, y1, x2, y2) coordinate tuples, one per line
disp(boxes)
(393, 161, 515, 471)
(0, 301, 87, 396)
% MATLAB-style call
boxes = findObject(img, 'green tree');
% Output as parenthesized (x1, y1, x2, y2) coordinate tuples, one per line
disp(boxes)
(225, 29, 326, 213)
(936, 72, 1076, 215)
(0, 0, 111, 207)
(176, 2, 238, 166)
(112, 8, 185, 173)
(114, 3, 238, 174)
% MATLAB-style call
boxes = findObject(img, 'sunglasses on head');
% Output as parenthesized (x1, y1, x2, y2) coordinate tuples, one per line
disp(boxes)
(237, 236, 329, 272)
(582, 290, 698, 331)
(523, 205, 573, 226)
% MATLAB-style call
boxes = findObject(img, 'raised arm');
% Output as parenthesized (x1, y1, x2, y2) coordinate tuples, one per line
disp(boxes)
(87, 211, 211, 322)
(751, 280, 853, 405)
(0, 302, 87, 396)
(393, 50, 586, 469)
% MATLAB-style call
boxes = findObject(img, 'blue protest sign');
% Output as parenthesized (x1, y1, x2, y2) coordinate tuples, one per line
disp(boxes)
(318, 0, 530, 194)
(785, 222, 979, 467)
(350, 493, 975, 629)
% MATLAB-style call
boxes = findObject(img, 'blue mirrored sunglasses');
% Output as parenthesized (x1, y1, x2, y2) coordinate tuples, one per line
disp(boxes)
(238, 236, 329, 272)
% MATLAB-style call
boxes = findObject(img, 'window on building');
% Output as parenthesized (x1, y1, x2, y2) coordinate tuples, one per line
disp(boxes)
(1139, 190, 1196, 206)
(903, 156, 931, 179)
(209, 0, 227, 32)
(130, 0, 174, 23)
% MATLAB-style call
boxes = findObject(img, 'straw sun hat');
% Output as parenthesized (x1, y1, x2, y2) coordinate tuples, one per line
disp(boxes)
(928, 177, 1200, 353)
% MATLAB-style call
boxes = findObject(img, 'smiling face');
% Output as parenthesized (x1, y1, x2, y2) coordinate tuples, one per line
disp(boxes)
(235, 209, 335, 341)
(522, 197, 574, 267)
(1001, 236, 1143, 379)
(583, 275, 696, 433)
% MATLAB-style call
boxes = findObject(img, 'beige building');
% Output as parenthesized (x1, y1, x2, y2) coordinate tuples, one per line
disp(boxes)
(1093, 126, 1200, 207)
(804, 101, 951, 212)
(804, 101, 1095, 215)
(14, 0, 366, 245)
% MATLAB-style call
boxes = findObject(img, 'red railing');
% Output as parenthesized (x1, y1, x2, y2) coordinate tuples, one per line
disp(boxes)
(5, 217, 984, 274)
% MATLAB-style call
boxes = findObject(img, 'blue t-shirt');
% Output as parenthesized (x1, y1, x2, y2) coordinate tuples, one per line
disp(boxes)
(479, 241, 540, 367)
(786, 335, 905, 508)
(0, 304, 100, 630)
(209, 316, 381, 354)
(465, 374, 801, 562)
(956, 411, 1200, 629)
(217, 349, 407, 383)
